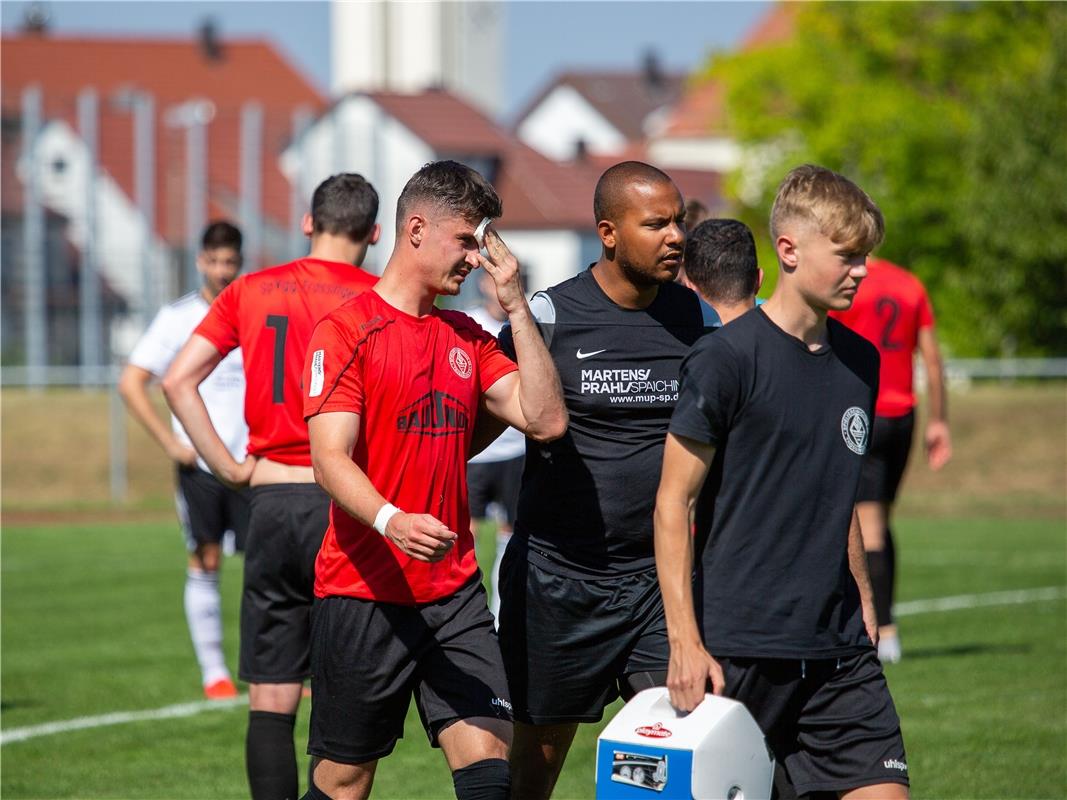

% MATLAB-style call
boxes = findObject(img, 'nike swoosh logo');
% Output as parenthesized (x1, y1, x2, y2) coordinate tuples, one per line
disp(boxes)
(576, 348, 607, 360)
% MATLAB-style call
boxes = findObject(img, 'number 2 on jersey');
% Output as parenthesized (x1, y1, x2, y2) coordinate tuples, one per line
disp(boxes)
(876, 297, 903, 351)
(266, 314, 288, 403)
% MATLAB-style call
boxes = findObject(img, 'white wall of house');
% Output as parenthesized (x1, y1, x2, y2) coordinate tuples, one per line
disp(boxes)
(281, 98, 604, 291)
(331, 1, 501, 116)
(33, 120, 172, 354)
(516, 85, 627, 161)
(496, 228, 598, 293)
(647, 135, 742, 173)
(281, 96, 433, 274)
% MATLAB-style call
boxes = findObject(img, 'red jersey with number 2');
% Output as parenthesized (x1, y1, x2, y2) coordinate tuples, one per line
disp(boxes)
(195, 258, 377, 465)
(303, 290, 518, 605)
(831, 258, 935, 417)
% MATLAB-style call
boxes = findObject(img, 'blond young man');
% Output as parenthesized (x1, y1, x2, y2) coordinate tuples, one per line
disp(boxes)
(655, 165, 909, 799)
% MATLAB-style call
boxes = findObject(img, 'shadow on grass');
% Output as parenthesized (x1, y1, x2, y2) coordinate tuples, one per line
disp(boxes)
(901, 642, 1032, 660)
(0, 698, 44, 712)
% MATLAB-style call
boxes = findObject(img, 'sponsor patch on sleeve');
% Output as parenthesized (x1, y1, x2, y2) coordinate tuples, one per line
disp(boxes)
(309, 349, 325, 397)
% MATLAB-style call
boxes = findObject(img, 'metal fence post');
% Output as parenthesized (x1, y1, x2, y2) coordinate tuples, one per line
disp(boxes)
(21, 85, 47, 388)
(134, 92, 156, 318)
(289, 106, 312, 260)
(240, 101, 263, 268)
(77, 87, 102, 386)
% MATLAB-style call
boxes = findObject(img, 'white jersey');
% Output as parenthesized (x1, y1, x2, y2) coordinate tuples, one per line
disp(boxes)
(128, 291, 248, 473)
(465, 305, 527, 464)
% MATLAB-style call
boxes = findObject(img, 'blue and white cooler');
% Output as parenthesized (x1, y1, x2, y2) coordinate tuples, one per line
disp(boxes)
(595, 688, 775, 800)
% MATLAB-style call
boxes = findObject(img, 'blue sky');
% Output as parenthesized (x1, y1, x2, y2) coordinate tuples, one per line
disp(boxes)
(1, 1, 769, 120)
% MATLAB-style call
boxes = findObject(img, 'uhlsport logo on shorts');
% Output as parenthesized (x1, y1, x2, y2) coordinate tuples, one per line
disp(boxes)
(635, 722, 672, 739)
(840, 406, 870, 454)
(883, 759, 908, 772)
(448, 346, 472, 379)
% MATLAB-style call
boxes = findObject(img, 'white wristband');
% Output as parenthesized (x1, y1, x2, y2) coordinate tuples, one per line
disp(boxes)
(373, 502, 402, 536)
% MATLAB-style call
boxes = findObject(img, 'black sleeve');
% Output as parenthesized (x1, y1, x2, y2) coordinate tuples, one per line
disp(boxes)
(668, 333, 744, 447)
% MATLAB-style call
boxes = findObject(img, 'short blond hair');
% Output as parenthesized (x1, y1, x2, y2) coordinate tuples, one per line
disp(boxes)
(770, 164, 884, 253)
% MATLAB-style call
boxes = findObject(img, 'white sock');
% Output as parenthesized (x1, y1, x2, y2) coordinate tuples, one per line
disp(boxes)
(184, 568, 229, 686)
(489, 531, 512, 623)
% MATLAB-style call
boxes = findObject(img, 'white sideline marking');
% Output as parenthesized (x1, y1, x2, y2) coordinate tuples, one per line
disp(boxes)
(1, 695, 246, 745)
(894, 585, 1066, 616)
(3, 585, 1065, 746)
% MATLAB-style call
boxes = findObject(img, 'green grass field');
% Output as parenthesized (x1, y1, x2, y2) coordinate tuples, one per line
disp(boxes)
(2, 384, 1065, 798)
(2, 516, 1065, 800)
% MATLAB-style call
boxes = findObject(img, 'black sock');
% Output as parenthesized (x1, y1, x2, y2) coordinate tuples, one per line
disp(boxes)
(246, 710, 298, 800)
(452, 758, 511, 800)
(866, 548, 893, 628)
(307, 758, 318, 800)
(885, 525, 897, 622)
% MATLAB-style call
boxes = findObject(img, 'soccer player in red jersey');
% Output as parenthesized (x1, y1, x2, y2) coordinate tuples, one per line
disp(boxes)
(163, 174, 381, 800)
(300, 161, 567, 800)
(831, 258, 952, 662)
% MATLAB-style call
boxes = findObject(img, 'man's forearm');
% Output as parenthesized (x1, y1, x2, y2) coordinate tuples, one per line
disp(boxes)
(162, 336, 243, 481)
(312, 447, 387, 527)
(918, 328, 948, 423)
(927, 361, 947, 423)
(507, 304, 566, 441)
(118, 368, 181, 457)
(848, 509, 876, 608)
(654, 499, 703, 647)
(165, 382, 238, 476)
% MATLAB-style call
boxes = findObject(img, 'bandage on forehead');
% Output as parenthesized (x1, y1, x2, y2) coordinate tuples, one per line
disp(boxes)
(474, 217, 492, 248)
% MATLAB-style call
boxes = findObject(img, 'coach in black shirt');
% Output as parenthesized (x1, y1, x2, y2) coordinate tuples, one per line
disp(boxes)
(655, 165, 910, 800)
(498, 162, 716, 800)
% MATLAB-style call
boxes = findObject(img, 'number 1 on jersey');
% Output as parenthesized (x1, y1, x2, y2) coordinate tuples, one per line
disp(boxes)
(266, 314, 288, 403)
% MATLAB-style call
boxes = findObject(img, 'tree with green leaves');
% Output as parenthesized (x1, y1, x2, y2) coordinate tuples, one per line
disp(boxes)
(706, 2, 1066, 356)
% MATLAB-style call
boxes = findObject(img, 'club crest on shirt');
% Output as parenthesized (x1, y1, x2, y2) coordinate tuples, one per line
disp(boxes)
(841, 406, 870, 454)
(448, 346, 473, 380)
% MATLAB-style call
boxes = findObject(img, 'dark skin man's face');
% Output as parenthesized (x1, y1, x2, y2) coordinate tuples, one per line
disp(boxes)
(607, 181, 686, 288)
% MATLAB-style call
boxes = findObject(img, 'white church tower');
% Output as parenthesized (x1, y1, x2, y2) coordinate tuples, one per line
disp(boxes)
(331, 0, 503, 118)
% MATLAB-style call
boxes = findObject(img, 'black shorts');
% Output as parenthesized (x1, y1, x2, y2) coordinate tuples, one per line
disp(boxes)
(497, 543, 669, 724)
(467, 456, 523, 524)
(856, 412, 915, 504)
(308, 573, 512, 765)
(720, 650, 909, 797)
(238, 483, 329, 684)
(175, 465, 250, 552)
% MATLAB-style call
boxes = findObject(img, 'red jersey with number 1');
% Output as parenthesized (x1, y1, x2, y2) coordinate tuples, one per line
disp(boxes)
(830, 258, 935, 417)
(195, 258, 377, 465)
(303, 290, 518, 605)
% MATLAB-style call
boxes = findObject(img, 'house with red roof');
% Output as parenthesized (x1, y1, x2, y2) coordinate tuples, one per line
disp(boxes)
(511, 6, 797, 190)
(282, 88, 607, 294)
(513, 56, 686, 163)
(1, 26, 325, 359)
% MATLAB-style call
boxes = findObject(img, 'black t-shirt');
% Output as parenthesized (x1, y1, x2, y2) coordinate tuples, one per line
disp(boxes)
(669, 307, 879, 658)
(501, 268, 717, 577)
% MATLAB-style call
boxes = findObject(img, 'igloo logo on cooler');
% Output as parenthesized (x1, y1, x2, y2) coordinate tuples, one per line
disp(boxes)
(635, 722, 672, 739)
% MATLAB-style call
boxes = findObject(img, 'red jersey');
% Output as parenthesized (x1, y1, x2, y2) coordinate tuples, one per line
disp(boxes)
(195, 258, 377, 465)
(831, 258, 935, 417)
(303, 290, 518, 605)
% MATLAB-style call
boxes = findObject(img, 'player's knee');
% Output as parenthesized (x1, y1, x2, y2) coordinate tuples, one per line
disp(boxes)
(191, 543, 222, 572)
(248, 682, 303, 714)
(452, 758, 510, 800)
